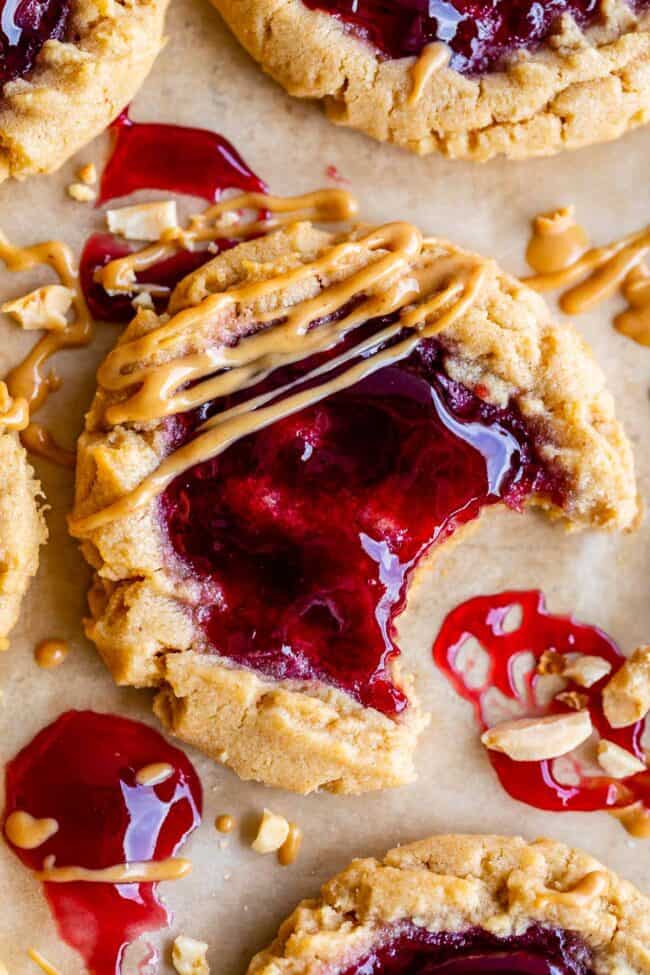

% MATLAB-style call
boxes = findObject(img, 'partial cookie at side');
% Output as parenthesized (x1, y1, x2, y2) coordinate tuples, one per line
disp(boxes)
(0, 0, 169, 182)
(247, 834, 650, 975)
(211, 0, 650, 160)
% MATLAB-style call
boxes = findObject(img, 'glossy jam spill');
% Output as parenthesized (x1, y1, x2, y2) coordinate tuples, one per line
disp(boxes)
(161, 339, 563, 715)
(303, 0, 649, 74)
(433, 590, 650, 812)
(0, 0, 69, 85)
(340, 923, 594, 975)
(80, 114, 267, 321)
(98, 111, 267, 205)
(3, 710, 202, 975)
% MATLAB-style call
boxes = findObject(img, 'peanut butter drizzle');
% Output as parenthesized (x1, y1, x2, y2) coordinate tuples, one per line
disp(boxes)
(36, 856, 191, 883)
(0, 230, 91, 463)
(610, 801, 650, 838)
(27, 948, 63, 975)
(34, 638, 69, 669)
(20, 424, 76, 468)
(535, 870, 608, 908)
(69, 223, 488, 535)
(135, 762, 174, 786)
(522, 208, 650, 345)
(278, 823, 303, 866)
(5, 810, 59, 849)
(215, 814, 236, 834)
(0, 381, 28, 433)
(98, 189, 359, 295)
(407, 43, 450, 106)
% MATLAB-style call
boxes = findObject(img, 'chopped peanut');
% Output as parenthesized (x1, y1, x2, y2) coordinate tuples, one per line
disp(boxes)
(537, 649, 564, 675)
(603, 645, 650, 728)
(251, 808, 290, 854)
(597, 740, 646, 778)
(2, 285, 75, 331)
(481, 710, 592, 761)
(555, 690, 588, 711)
(67, 182, 96, 203)
(107, 200, 178, 241)
(563, 655, 612, 688)
(172, 936, 210, 975)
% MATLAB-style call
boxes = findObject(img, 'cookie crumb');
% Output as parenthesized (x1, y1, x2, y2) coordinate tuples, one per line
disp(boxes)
(603, 645, 650, 727)
(252, 809, 289, 854)
(555, 690, 588, 710)
(107, 201, 178, 241)
(536, 649, 564, 675)
(172, 936, 209, 975)
(67, 182, 96, 203)
(77, 163, 97, 186)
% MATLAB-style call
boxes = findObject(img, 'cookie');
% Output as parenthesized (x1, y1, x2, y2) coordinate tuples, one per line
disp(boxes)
(0, 0, 169, 181)
(247, 834, 650, 975)
(70, 219, 637, 794)
(0, 384, 47, 648)
(211, 0, 650, 160)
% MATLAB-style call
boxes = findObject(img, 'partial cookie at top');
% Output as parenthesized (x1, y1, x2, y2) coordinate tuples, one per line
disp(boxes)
(0, 0, 169, 182)
(71, 221, 637, 794)
(246, 834, 650, 975)
(0, 388, 47, 648)
(210, 0, 650, 160)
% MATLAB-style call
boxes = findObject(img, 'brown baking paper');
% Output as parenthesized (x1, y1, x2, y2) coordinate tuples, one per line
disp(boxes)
(0, 2, 649, 970)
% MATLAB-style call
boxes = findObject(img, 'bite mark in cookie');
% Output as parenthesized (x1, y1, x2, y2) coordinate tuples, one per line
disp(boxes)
(71, 216, 637, 794)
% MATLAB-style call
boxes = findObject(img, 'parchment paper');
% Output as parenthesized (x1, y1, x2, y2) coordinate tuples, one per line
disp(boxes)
(0, 2, 649, 970)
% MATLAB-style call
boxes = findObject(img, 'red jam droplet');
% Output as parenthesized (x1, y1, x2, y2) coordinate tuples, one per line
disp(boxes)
(98, 112, 268, 205)
(161, 338, 563, 715)
(433, 590, 650, 812)
(338, 923, 594, 975)
(302, 0, 649, 74)
(80, 116, 267, 322)
(0, 0, 69, 84)
(3, 710, 202, 975)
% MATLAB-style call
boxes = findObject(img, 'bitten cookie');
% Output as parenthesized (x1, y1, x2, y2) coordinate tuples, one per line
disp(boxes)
(247, 834, 650, 975)
(71, 220, 637, 794)
(211, 0, 650, 160)
(0, 0, 169, 181)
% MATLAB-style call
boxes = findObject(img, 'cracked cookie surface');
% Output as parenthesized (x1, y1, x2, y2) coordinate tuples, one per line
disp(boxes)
(210, 0, 650, 160)
(72, 222, 637, 795)
(246, 834, 650, 975)
(0, 0, 169, 182)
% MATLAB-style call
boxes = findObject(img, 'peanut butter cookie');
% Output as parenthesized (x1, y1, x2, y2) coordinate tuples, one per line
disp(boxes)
(71, 220, 637, 794)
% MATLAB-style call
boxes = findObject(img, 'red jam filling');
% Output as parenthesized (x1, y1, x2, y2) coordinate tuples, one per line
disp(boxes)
(433, 590, 650, 813)
(339, 923, 593, 975)
(3, 710, 202, 975)
(161, 338, 564, 715)
(0, 0, 69, 85)
(80, 114, 267, 321)
(302, 0, 649, 75)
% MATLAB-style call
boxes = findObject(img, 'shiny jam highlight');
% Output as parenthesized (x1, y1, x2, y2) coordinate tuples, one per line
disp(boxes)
(80, 112, 267, 322)
(433, 589, 650, 813)
(3, 710, 202, 975)
(161, 340, 562, 715)
(0, 0, 70, 85)
(302, 0, 650, 75)
(338, 923, 594, 975)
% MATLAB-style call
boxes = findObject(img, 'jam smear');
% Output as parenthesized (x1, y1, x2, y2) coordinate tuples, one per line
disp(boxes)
(339, 923, 594, 975)
(98, 111, 268, 205)
(161, 339, 562, 716)
(81, 114, 266, 322)
(3, 710, 202, 975)
(302, 0, 649, 75)
(0, 0, 70, 85)
(433, 589, 650, 812)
